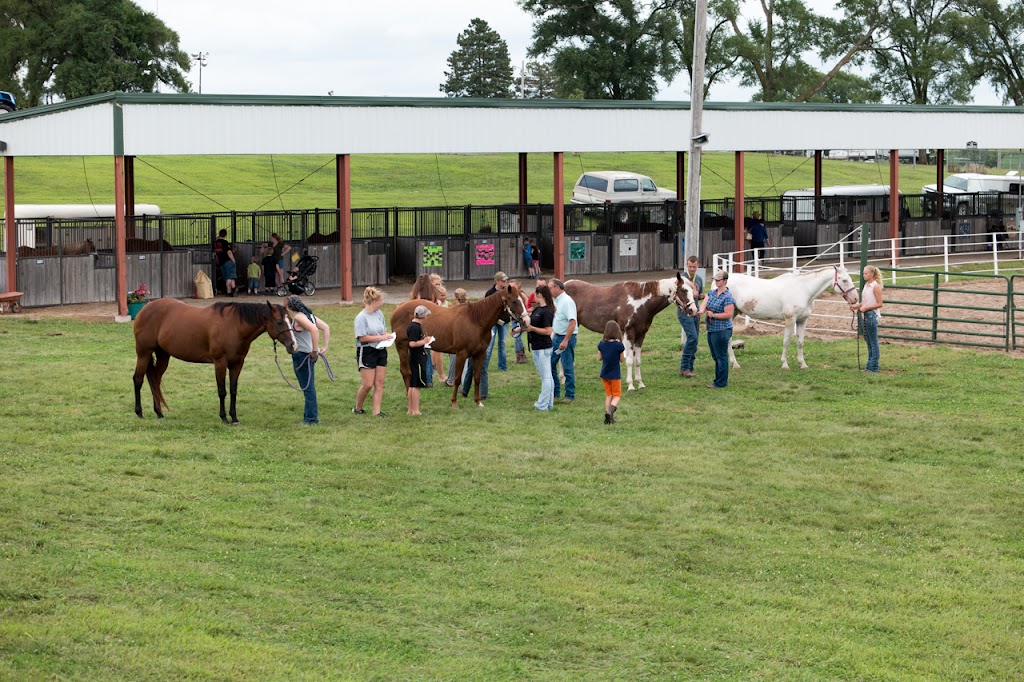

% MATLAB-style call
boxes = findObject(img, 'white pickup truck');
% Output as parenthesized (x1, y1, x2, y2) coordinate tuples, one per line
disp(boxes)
(571, 171, 677, 223)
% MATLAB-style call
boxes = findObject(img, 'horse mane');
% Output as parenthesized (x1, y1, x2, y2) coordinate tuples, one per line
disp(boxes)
(464, 288, 506, 325)
(622, 281, 663, 298)
(212, 302, 279, 326)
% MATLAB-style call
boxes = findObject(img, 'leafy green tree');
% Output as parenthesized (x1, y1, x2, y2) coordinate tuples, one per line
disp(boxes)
(672, 0, 739, 100)
(439, 18, 515, 98)
(517, 59, 563, 98)
(867, 0, 972, 104)
(719, 0, 885, 102)
(0, 0, 190, 106)
(955, 0, 1024, 105)
(519, 0, 684, 100)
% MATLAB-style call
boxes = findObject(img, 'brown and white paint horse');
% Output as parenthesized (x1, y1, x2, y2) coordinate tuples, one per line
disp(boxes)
(564, 274, 698, 390)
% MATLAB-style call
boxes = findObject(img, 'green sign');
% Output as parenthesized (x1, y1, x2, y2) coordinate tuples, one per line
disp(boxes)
(569, 241, 586, 261)
(423, 244, 443, 268)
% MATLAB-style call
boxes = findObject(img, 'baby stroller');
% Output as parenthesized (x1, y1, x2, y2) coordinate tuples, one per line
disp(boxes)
(277, 254, 318, 297)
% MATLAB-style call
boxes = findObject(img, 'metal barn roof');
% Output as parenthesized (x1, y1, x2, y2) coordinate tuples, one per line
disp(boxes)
(0, 92, 1022, 157)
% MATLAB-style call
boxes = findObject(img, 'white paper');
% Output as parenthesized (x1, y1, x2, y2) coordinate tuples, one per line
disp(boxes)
(375, 332, 396, 349)
(423, 336, 435, 350)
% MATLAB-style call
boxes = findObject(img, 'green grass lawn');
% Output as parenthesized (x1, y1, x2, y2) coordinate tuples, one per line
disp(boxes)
(8, 152, 942, 214)
(1, 305, 1022, 679)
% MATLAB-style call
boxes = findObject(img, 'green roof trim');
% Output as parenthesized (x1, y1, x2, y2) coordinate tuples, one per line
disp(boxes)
(0, 91, 1021, 123)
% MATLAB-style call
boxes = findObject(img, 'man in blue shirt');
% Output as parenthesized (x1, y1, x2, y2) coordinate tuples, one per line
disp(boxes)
(549, 279, 578, 403)
(746, 211, 769, 260)
(678, 255, 705, 378)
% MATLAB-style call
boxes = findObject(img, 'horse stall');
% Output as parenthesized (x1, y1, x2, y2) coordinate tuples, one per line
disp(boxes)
(308, 241, 388, 288)
(466, 234, 526, 281)
(609, 232, 664, 273)
(564, 232, 605, 276)
(17, 254, 114, 306)
(903, 218, 951, 255)
(412, 238, 466, 282)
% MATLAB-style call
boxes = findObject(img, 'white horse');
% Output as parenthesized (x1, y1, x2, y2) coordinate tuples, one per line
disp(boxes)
(721, 265, 859, 369)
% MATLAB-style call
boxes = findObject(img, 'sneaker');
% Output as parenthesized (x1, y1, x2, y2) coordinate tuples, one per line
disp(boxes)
(375, 412, 387, 418)
(604, 412, 611, 424)
(560, 397, 574, 404)
(681, 370, 695, 378)
(352, 407, 366, 415)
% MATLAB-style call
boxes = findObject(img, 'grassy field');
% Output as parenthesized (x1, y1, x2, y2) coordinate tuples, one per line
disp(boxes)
(7, 152, 942, 214)
(2, 304, 1022, 679)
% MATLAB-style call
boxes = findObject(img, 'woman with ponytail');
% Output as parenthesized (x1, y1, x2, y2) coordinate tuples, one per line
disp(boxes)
(286, 295, 330, 425)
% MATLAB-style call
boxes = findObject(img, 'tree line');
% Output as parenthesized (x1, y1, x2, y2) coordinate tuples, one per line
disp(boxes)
(440, 0, 1024, 106)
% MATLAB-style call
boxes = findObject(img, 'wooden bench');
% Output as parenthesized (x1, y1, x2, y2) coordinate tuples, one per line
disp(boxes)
(0, 291, 24, 314)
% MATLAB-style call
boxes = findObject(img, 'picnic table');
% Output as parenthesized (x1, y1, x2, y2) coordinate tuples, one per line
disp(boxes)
(0, 291, 24, 314)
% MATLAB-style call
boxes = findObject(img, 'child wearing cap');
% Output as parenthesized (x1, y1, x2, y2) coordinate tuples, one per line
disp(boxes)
(406, 305, 434, 416)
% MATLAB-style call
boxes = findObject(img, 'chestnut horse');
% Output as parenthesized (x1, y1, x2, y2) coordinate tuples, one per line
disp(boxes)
(565, 274, 698, 390)
(133, 299, 297, 424)
(391, 283, 528, 407)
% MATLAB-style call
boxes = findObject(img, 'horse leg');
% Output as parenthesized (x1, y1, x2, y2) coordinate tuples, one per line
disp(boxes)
(450, 353, 468, 408)
(227, 362, 243, 424)
(397, 342, 411, 394)
(634, 343, 645, 389)
(795, 317, 810, 369)
(728, 337, 741, 369)
(780, 317, 795, 370)
(215, 360, 229, 423)
(133, 353, 150, 418)
(472, 352, 485, 407)
(622, 339, 635, 390)
(148, 349, 171, 418)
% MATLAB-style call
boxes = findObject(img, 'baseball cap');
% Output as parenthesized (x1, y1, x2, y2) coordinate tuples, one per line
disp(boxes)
(494, 271, 509, 282)
(413, 305, 431, 318)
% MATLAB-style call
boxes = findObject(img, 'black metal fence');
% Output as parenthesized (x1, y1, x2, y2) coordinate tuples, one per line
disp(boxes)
(2, 191, 1021, 307)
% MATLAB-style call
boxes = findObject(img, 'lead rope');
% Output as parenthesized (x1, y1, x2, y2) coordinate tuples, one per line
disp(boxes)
(273, 339, 336, 392)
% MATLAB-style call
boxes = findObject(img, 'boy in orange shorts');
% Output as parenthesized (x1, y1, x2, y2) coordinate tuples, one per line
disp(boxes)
(597, 320, 626, 424)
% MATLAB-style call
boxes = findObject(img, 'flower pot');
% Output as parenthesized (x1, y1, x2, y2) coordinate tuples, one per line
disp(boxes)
(128, 300, 148, 320)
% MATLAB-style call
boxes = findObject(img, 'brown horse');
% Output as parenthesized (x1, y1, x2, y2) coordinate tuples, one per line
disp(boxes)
(565, 274, 697, 391)
(16, 239, 96, 257)
(133, 299, 297, 424)
(391, 283, 527, 407)
(126, 238, 175, 252)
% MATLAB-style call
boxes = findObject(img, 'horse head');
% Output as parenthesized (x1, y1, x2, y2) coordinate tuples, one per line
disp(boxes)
(672, 273, 699, 316)
(266, 302, 298, 354)
(833, 265, 860, 305)
(501, 282, 529, 326)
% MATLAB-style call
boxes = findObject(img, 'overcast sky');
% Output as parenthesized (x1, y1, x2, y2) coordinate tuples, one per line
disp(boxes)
(141, 0, 1002, 105)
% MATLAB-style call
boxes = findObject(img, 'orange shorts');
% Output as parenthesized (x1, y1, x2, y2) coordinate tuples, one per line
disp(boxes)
(602, 378, 621, 398)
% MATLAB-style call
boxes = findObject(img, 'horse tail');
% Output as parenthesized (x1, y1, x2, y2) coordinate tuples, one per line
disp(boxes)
(146, 353, 170, 412)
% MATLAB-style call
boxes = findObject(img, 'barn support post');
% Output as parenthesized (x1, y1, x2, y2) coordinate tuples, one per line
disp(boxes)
(553, 152, 565, 281)
(734, 151, 745, 273)
(814, 151, 823, 222)
(676, 151, 686, 267)
(337, 153, 352, 303)
(518, 152, 528, 232)
(935, 149, 945, 219)
(889, 149, 900, 263)
(114, 155, 128, 317)
(125, 155, 136, 240)
(3, 156, 15, 294)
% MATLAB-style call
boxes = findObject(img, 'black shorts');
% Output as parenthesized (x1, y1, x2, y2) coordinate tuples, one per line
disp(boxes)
(409, 355, 428, 388)
(356, 346, 388, 370)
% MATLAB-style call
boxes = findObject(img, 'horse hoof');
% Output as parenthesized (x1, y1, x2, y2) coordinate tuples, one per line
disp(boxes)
(637, 383, 646, 390)
(477, 402, 484, 408)
(627, 385, 636, 391)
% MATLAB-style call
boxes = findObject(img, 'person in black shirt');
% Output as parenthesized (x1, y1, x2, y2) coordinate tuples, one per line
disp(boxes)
(406, 305, 433, 416)
(525, 284, 556, 411)
(212, 229, 236, 296)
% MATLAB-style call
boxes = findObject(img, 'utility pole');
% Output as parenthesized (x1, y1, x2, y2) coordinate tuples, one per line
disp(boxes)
(191, 52, 208, 94)
(684, 0, 709, 261)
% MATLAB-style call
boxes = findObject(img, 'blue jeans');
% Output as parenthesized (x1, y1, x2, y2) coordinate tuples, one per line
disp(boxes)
(425, 352, 433, 386)
(494, 322, 508, 371)
(292, 352, 318, 423)
(862, 311, 880, 372)
(550, 333, 577, 399)
(462, 325, 502, 398)
(678, 308, 699, 372)
(532, 347, 554, 410)
(707, 329, 732, 388)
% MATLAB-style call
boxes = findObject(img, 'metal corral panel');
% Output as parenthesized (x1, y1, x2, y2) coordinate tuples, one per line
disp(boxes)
(0, 104, 113, 157)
